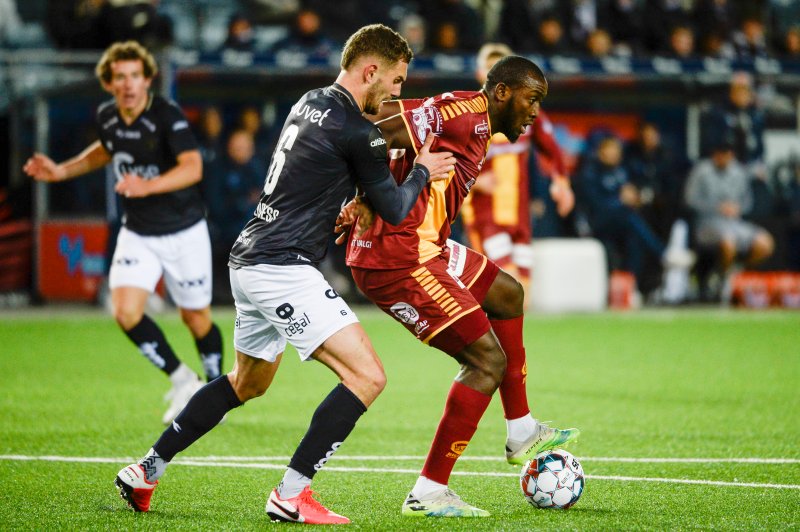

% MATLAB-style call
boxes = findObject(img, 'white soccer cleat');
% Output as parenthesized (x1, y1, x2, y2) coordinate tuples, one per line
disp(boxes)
(115, 464, 158, 512)
(266, 487, 350, 524)
(401, 489, 490, 517)
(506, 422, 580, 465)
(162, 376, 204, 425)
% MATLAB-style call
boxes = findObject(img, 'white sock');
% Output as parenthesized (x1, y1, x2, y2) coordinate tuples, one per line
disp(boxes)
(507, 414, 538, 442)
(138, 448, 168, 481)
(169, 363, 196, 386)
(277, 467, 311, 500)
(411, 476, 447, 500)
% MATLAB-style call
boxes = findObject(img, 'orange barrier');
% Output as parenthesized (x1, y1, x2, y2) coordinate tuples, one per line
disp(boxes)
(730, 271, 800, 309)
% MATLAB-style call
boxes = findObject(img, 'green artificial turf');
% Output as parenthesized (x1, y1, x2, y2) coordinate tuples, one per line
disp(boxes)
(0, 307, 798, 530)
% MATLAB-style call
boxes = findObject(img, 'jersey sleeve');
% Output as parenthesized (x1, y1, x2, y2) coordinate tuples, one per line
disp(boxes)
(346, 121, 428, 226)
(162, 101, 199, 157)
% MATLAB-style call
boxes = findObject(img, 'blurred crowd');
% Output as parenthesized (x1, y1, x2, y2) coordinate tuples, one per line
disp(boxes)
(1, 0, 799, 307)
(1, 0, 799, 60)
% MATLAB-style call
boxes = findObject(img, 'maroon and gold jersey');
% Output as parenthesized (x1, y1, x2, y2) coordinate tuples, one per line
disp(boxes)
(346, 91, 492, 270)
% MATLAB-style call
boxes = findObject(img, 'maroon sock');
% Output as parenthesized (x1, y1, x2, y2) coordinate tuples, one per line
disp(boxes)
(491, 316, 531, 420)
(420, 381, 491, 484)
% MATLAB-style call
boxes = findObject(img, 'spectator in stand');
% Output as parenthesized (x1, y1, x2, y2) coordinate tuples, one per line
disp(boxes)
(606, 0, 644, 55)
(562, 0, 601, 51)
(586, 28, 614, 58)
(778, 26, 800, 58)
(398, 14, 427, 57)
(625, 122, 691, 294)
(684, 140, 774, 294)
(769, 0, 800, 54)
(576, 135, 694, 293)
(270, 8, 338, 60)
(642, 0, 695, 54)
(535, 15, 572, 55)
(699, 30, 736, 59)
(732, 15, 770, 60)
(221, 13, 255, 52)
(665, 24, 697, 59)
(625, 122, 689, 240)
(422, 0, 484, 53)
(206, 129, 265, 302)
(704, 72, 765, 174)
(196, 106, 225, 168)
(693, 0, 736, 48)
(236, 105, 275, 164)
(497, 0, 548, 51)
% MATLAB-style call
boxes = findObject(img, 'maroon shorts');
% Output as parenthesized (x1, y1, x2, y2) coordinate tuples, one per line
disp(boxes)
(351, 240, 499, 355)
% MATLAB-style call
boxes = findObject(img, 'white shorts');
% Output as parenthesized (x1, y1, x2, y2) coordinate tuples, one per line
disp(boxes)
(109, 219, 212, 309)
(230, 264, 359, 362)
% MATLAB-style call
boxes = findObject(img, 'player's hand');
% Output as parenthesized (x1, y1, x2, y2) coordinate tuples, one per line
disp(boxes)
(115, 173, 150, 198)
(719, 201, 740, 218)
(549, 175, 575, 217)
(334, 196, 375, 245)
(23, 153, 66, 182)
(619, 183, 640, 207)
(414, 134, 456, 182)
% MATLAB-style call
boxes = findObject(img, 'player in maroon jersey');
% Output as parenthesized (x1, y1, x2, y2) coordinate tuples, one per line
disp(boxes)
(340, 55, 579, 518)
(461, 43, 574, 308)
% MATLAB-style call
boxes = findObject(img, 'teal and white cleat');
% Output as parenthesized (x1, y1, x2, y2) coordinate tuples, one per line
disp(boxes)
(401, 489, 490, 518)
(506, 423, 580, 465)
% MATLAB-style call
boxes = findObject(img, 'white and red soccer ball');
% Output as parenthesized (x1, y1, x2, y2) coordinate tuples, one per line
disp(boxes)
(520, 449, 584, 509)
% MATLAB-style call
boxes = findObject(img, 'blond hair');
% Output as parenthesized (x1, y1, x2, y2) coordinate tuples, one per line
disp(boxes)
(477, 42, 513, 71)
(95, 41, 158, 85)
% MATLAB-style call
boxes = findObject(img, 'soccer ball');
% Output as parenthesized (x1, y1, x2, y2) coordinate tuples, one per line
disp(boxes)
(520, 449, 584, 509)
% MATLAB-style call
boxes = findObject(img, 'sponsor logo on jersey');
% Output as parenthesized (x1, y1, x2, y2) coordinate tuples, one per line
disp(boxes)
(350, 238, 372, 249)
(414, 319, 429, 335)
(464, 177, 476, 193)
(112, 152, 160, 180)
(369, 137, 386, 148)
(141, 117, 156, 132)
(292, 102, 331, 126)
(411, 105, 443, 143)
(276, 303, 295, 320)
(325, 288, 340, 299)
(390, 302, 419, 325)
(254, 202, 280, 223)
(177, 276, 207, 289)
(474, 121, 490, 136)
(115, 129, 142, 139)
(446, 440, 469, 459)
(172, 120, 188, 131)
(235, 230, 252, 246)
(284, 312, 311, 337)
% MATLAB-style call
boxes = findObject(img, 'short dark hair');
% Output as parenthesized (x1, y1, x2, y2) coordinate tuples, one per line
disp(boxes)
(483, 55, 547, 92)
(95, 41, 158, 84)
(340, 24, 413, 70)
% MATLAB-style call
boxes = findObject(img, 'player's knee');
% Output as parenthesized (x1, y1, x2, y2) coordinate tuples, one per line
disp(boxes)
(229, 376, 268, 402)
(114, 306, 143, 331)
(491, 272, 525, 317)
(349, 365, 386, 404)
(180, 308, 211, 337)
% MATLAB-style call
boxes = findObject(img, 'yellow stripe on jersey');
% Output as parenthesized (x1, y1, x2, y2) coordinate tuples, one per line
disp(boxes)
(411, 267, 463, 317)
(491, 152, 520, 225)
(417, 176, 451, 264)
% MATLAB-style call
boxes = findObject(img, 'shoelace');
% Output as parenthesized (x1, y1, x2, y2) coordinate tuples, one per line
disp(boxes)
(298, 489, 327, 511)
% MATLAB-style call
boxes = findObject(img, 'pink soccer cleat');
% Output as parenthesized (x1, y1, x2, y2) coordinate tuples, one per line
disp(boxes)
(266, 486, 350, 525)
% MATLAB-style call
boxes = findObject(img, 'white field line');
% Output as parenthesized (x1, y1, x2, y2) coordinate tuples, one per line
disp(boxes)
(2, 454, 799, 490)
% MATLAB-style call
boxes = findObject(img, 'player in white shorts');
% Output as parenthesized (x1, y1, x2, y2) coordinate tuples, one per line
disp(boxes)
(111, 25, 456, 524)
(230, 264, 358, 362)
(24, 41, 224, 425)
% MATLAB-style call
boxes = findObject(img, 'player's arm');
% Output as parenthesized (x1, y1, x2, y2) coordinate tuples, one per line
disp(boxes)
(115, 149, 202, 198)
(374, 112, 416, 151)
(23, 141, 111, 183)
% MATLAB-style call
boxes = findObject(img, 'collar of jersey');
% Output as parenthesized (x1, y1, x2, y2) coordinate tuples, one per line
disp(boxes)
(329, 83, 360, 112)
(116, 93, 154, 125)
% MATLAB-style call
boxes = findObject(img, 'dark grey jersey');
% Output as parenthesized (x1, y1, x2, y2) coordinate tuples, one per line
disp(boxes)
(96, 95, 203, 236)
(229, 83, 428, 268)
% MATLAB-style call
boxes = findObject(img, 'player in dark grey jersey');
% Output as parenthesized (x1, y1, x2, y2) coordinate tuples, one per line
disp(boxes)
(112, 25, 456, 524)
(24, 41, 224, 424)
